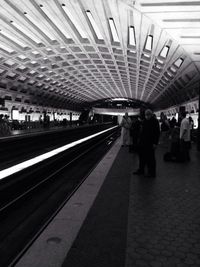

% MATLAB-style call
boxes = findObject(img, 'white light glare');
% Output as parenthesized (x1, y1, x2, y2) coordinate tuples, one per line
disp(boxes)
(86, 11, 104, 40)
(109, 18, 120, 43)
(62, 5, 87, 39)
(0, 126, 117, 180)
(129, 26, 136, 46)
(174, 58, 184, 68)
(145, 35, 153, 51)
(160, 45, 169, 58)
(111, 98, 129, 101)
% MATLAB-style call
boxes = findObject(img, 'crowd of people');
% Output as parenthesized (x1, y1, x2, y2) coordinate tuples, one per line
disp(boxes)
(120, 110, 194, 178)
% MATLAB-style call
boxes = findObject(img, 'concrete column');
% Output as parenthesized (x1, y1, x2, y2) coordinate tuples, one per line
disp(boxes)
(197, 83, 200, 151)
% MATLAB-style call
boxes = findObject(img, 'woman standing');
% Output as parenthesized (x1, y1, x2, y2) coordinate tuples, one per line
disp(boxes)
(120, 112, 132, 147)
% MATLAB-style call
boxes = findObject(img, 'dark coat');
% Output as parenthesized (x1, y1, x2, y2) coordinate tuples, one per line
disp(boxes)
(139, 117, 160, 147)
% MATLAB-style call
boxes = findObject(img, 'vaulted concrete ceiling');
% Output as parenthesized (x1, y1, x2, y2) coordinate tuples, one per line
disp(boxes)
(0, 0, 199, 110)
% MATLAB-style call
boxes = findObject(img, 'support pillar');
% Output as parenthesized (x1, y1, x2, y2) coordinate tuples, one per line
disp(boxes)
(197, 83, 200, 151)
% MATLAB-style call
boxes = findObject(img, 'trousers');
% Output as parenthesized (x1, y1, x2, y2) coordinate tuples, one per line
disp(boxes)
(138, 145, 156, 176)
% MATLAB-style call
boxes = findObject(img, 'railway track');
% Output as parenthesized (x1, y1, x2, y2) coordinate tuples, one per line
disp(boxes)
(0, 126, 120, 267)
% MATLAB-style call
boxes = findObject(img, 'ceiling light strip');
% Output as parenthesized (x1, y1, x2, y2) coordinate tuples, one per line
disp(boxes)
(174, 57, 184, 68)
(163, 19, 200, 22)
(181, 36, 200, 38)
(159, 45, 170, 58)
(141, 1, 200, 6)
(129, 26, 136, 46)
(108, 18, 120, 43)
(145, 35, 153, 51)
(86, 10, 104, 40)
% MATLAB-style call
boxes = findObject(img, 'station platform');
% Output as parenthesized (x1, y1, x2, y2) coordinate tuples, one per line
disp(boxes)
(15, 138, 200, 267)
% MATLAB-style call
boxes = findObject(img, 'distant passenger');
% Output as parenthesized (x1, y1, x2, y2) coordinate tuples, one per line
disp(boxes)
(133, 109, 160, 178)
(4, 115, 10, 135)
(0, 114, 4, 136)
(160, 112, 170, 145)
(130, 116, 141, 152)
(120, 112, 132, 147)
(169, 117, 177, 129)
(180, 112, 191, 161)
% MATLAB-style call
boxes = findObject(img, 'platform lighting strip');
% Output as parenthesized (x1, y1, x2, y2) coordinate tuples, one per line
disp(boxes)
(10, 21, 42, 45)
(0, 126, 118, 180)
(61, 4, 87, 39)
(24, 12, 57, 42)
(86, 10, 104, 40)
(109, 18, 120, 43)
(0, 30, 29, 49)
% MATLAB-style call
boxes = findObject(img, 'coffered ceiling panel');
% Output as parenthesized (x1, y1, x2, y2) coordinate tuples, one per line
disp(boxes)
(0, 0, 199, 111)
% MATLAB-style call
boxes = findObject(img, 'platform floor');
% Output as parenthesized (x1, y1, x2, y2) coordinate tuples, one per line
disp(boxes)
(15, 140, 200, 267)
(62, 143, 200, 267)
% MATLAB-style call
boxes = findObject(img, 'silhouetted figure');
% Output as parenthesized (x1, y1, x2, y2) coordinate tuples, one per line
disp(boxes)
(130, 116, 141, 152)
(169, 117, 177, 129)
(120, 112, 132, 147)
(133, 109, 160, 178)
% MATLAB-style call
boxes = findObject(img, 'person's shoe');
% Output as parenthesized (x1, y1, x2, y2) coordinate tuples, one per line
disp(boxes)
(133, 170, 144, 175)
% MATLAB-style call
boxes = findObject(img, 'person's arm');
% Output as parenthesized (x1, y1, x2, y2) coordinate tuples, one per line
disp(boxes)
(180, 121, 187, 140)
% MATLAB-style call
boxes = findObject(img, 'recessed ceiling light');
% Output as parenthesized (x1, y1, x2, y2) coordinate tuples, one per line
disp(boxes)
(129, 26, 136, 46)
(145, 35, 153, 51)
(86, 10, 104, 40)
(109, 18, 120, 43)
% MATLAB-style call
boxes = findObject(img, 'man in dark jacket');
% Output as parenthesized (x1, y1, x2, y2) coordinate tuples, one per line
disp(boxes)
(133, 109, 160, 178)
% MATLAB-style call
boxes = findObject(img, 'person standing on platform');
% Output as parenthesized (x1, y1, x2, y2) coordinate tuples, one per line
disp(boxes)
(130, 116, 141, 152)
(133, 109, 160, 178)
(180, 112, 191, 161)
(120, 112, 132, 147)
(160, 112, 170, 145)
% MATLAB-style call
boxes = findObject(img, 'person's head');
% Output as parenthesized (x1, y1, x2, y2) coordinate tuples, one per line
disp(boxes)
(125, 112, 128, 118)
(181, 111, 186, 118)
(188, 116, 193, 122)
(145, 109, 153, 120)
